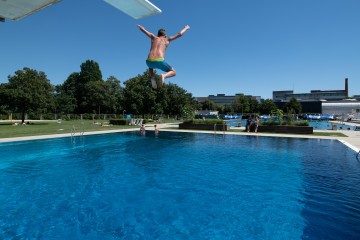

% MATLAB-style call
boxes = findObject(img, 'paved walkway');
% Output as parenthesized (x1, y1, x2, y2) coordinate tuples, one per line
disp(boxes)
(1, 123, 359, 153)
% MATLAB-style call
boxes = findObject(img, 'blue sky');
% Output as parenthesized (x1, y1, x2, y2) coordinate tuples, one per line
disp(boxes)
(1, 0, 359, 99)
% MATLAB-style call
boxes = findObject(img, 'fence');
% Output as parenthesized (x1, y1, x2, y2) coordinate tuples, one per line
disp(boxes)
(0, 113, 179, 121)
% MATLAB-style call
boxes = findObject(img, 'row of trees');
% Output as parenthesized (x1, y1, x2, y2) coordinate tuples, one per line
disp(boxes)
(0, 60, 197, 122)
(0, 59, 302, 123)
(199, 95, 302, 115)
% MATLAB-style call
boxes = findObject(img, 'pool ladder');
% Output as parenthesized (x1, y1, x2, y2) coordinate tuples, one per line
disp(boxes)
(214, 123, 226, 136)
(70, 122, 85, 137)
(357, 151, 360, 161)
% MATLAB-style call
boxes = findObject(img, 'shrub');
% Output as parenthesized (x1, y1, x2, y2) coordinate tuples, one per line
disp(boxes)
(110, 119, 131, 125)
(183, 119, 225, 124)
(262, 119, 280, 126)
(296, 120, 309, 126)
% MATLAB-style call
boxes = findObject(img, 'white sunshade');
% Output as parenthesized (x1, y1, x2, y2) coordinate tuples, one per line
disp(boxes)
(103, 0, 161, 19)
(0, 0, 61, 21)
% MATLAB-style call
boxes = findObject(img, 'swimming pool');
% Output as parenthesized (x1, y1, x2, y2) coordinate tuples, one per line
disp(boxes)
(226, 119, 357, 130)
(0, 131, 359, 239)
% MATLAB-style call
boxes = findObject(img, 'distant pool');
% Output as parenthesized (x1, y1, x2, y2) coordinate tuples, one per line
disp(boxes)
(309, 121, 356, 130)
(0, 132, 359, 239)
(226, 119, 357, 130)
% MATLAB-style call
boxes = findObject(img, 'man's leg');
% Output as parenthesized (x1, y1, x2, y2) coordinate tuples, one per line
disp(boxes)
(148, 68, 158, 89)
(160, 69, 176, 87)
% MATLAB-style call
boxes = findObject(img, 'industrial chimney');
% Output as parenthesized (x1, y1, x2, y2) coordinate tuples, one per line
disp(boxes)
(345, 78, 348, 98)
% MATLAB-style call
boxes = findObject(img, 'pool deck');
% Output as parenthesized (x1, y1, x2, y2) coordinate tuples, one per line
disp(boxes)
(1, 123, 359, 153)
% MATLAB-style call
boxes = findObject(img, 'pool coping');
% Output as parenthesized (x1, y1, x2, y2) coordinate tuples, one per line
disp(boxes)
(1, 123, 359, 153)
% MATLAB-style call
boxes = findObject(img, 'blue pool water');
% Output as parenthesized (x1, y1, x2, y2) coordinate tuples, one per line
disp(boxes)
(226, 119, 357, 130)
(0, 132, 359, 239)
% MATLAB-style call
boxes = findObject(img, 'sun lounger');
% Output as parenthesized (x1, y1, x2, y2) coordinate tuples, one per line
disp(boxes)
(129, 119, 136, 126)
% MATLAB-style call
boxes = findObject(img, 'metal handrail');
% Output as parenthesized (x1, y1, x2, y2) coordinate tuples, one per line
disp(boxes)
(71, 125, 76, 137)
(80, 122, 84, 136)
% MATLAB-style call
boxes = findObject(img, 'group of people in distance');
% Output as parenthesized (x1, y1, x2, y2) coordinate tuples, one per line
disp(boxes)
(245, 115, 259, 133)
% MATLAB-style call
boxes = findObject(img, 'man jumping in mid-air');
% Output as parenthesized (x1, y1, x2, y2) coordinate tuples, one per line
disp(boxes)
(137, 24, 190, 89)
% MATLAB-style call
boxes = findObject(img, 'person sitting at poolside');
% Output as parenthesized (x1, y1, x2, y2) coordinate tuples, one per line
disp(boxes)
(137, 24, 190, 89)
(246, 116, 252, 132)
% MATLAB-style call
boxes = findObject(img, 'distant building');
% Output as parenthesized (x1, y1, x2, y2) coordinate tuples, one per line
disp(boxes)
(272, 78, 360, 115)
(322, 100, 360, 117)
(273, 78, 349, 102)
(195, 94, 262, 105)
(195, 110, 219, 116)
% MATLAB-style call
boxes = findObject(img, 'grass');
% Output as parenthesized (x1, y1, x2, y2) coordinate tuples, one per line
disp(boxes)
(0, 120, 138, 139)
(0, 119, 349, 139)
(312, 132, 347, 137)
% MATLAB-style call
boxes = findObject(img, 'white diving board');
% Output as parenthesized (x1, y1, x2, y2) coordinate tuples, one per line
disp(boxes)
(0, 0, 61, 21)
(103, 0, 161, 19)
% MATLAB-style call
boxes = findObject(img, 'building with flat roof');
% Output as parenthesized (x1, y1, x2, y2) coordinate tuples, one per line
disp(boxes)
(273, 78, 349, 102)
(196, 94, 261, 105)
(322, 100, 360, 116)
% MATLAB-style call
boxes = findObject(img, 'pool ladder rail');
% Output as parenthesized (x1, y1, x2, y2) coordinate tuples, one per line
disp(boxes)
(71, 122, 85, 137)
(357, 150, 360, 161)
(214, 123, 226, 136)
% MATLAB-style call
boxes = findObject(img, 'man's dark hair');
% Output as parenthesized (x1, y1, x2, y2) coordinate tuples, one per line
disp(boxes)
(157, 29, 166, 37)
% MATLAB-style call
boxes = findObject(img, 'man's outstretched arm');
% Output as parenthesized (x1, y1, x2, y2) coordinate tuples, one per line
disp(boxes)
(168, 25, 190, 41)
(137, 24, 155, 38)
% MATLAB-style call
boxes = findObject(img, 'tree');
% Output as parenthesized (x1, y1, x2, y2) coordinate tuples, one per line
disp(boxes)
(163, 83, 195, 117)
(122, 72, 157, 117)
(259, 99, 278, 115)
(223, 104, 234, 114)
(1, 67, 54, 123)
(215, 104, 225, 114)
(54, 85, 77, 114)
(76, 60, 103, 113)
(249, 99, 259, 114)
(284, 97, 302, 114)
(79, 60, 102, 84)
(83, 81, 108, 114)
(121, 71, 196, 118)
(103, 76, 123, 113)
(81, 76, 122, 114)
(201, 99, 216, 110)
(232, 95, 250, 114)
(0, 84, 8, 114)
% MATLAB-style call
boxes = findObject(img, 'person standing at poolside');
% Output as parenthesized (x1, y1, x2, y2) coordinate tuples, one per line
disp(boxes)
(140, 124, 146, 136)
(137, 24, 190, 88)
(254, 116, 259, 133)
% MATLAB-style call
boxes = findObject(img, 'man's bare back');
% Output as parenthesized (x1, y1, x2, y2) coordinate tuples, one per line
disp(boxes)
(148, 37, 169, 59)
(137, 24, 190, 88)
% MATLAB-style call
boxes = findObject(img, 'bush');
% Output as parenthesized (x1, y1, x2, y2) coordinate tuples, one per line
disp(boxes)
(183, 119, 225, 124)
(296, 120, 309, 126)
(110, 119, 131, 125)
(262, 119, 280, 126)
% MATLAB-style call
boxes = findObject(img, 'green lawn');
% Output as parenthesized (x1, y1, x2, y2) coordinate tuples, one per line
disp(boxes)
(312, 132, 347, 137)
(0, 120, 349, 139)
(0, 120, 138, 139)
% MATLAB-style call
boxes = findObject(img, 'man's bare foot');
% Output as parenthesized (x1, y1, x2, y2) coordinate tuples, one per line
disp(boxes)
(150, 77, 157, 89)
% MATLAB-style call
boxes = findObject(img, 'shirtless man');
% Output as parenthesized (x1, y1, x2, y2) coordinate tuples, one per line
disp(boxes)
(137, 24, 190, 88)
